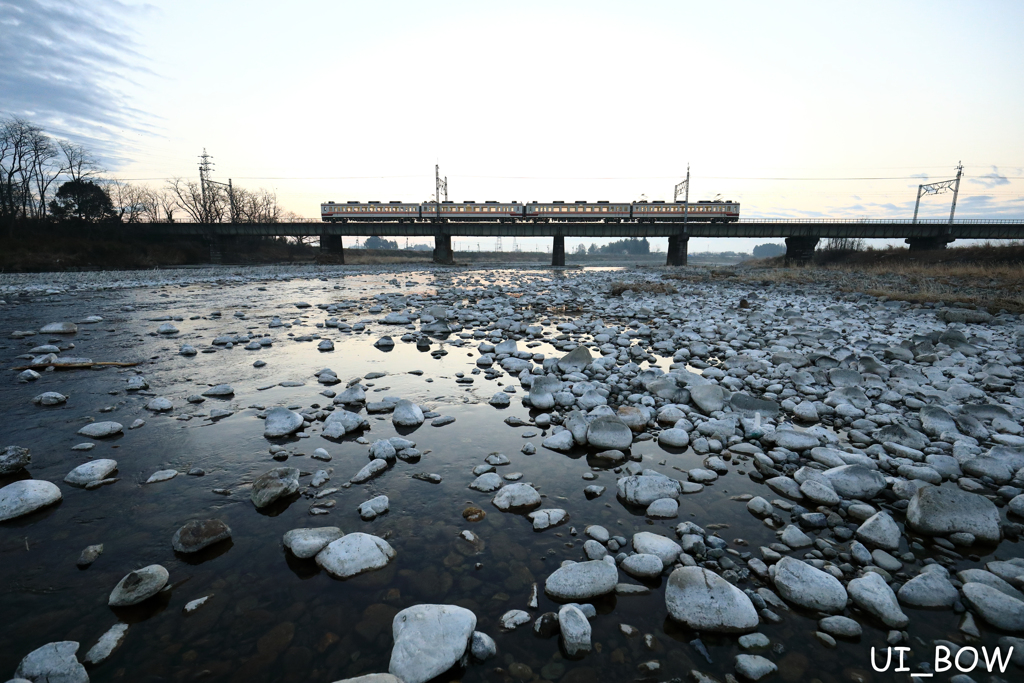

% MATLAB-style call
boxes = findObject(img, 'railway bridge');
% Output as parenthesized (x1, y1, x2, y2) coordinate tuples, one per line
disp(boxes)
(147, 219, 1024, 265)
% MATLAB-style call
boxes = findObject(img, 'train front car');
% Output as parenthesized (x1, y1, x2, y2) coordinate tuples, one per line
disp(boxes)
(322, 201, 420, 223)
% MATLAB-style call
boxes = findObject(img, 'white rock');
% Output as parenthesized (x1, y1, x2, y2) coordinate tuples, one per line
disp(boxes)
(528, 508, 568, 530)
(351, 458, 388, 484)
(545, 560, 618, 599)
(632, 532, 682, 565)
(392, 399, 424, 427)
(15, 641, 87, 683)
(32, 392, 68, 406)
(316, 533, 396, 578)
(0, 479, 63, 521)
(322, 409, 368, 438)
(665, 567, 759, 633)
(146, 397, 173, 412)
(616, 475, 682, 506)
(83, 623, 129, 665)
(359, 495, 390, 520)
(283, 527, 344, 558)
(264, 407, 304, 438)
(145, 469, 177, 484)
(848, 572, 908, 628)
(64, 459, 117, 486)
(389, 604, 477, 683)
(77, 421, 123, 438)
(558, 604, 592, 655)
(491, 483, 541, 510)
(905, 485, 1001, 543)
(250, 467, 300, 507)
(108, 564, 169, 606)
(40, 322, 78, 334)
(773, 557, 847, 613)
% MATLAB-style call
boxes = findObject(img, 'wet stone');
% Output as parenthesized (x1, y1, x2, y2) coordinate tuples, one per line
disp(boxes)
(251, 467, 300, 508)
(316, 533, 396, 578)
(0, 480, 63, 521)
(15, 641, 88, 683)
(108, 564, 169, 606)
(172, 519, 232, 553)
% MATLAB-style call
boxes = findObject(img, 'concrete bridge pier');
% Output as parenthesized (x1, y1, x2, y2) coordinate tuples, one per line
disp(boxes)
(433, 234, 454, 264)
(784, 236, 819, 265)
(209, 234, 235, 264)
(320, 233, 345, 262)
(552, 235, 565, 266)
(666, 234, 689, 266)
(906, 236, 952, 252)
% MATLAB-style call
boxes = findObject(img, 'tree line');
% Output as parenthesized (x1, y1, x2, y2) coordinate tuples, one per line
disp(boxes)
(0, 116, 293, 237)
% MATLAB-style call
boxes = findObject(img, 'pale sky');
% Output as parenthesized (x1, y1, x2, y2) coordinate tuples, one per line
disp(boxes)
(3, 0, 1023, 253)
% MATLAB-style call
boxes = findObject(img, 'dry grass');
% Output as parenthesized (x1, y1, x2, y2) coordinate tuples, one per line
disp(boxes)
(737, 243, 1024, 312)
(609, 280, 678, 296)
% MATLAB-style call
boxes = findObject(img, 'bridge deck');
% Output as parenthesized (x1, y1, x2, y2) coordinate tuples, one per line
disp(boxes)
(148, 219, 1024, 240)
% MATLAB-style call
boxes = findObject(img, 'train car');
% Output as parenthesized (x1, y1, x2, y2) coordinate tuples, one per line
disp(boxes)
(633, 200, 740, 223)
(321, 200, 420, 223)
(321, 198, 739, 223)
(526, 200, 631, 222)
(419, 201, 523, 222)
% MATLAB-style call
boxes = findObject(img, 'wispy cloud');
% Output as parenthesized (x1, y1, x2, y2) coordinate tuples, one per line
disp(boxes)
(0, 0, 157, 166)
(969, 166, 1011, 189)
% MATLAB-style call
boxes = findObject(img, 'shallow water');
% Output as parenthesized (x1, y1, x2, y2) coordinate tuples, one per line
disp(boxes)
(1, 268, 1021, 683)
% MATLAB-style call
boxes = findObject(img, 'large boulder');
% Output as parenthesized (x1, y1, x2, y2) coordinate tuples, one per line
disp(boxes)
(773, 557, 847, 613)
(544, 560, 618, 600)
(322, 410, 368, 438)
(0, 479, 62, 521)
(617, 475, 682, 506)
(558, 346, 593, 373)
(108, 564, 169, 606)
(962, 583, 1024, 632)
(586, 417, 633, 450)
(0, 445, 31, 474)
(847, 572, 909, 628)
(665, 567, 759, 633)
(15, 641, 88, 683)
(389, 604, 477, 683)
(906, 486, 1001, 544)
(250, 467, 300, 508)
(264, 407, 304, 438)
(491, 483, 541, 511)
(690, 384, 727, 413)
(172, 519, 232, 553)
(821, 465, 886, 500)
(392, 400, 424, 428)
(283, 527, 344, 559)
(316, 533, 396, 579)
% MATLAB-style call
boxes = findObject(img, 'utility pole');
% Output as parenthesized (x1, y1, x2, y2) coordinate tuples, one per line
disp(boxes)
(674, 164, 690, 228)
(912, 162, 963, 224)
(198, 149, 235, 223)
(435, 164, 448, 221)
(496, 237, 502, 252)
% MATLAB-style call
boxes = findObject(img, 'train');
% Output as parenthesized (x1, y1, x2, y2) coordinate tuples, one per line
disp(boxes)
(320, 199, 740, 223)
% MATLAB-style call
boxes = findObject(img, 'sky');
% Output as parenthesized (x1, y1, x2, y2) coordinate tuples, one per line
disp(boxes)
(3, 0, 1023, 253)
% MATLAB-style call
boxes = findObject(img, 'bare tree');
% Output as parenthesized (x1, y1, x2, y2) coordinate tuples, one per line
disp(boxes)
(105, 179, 150, 224)
(167, 177, 226, 223)
(59, 140, 100, 184)
(234, 187, 280, 224)
(28, 126, 61, 219)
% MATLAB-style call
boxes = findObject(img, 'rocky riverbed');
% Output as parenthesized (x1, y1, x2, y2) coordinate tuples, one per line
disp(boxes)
(1, 264, 1023, 683)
